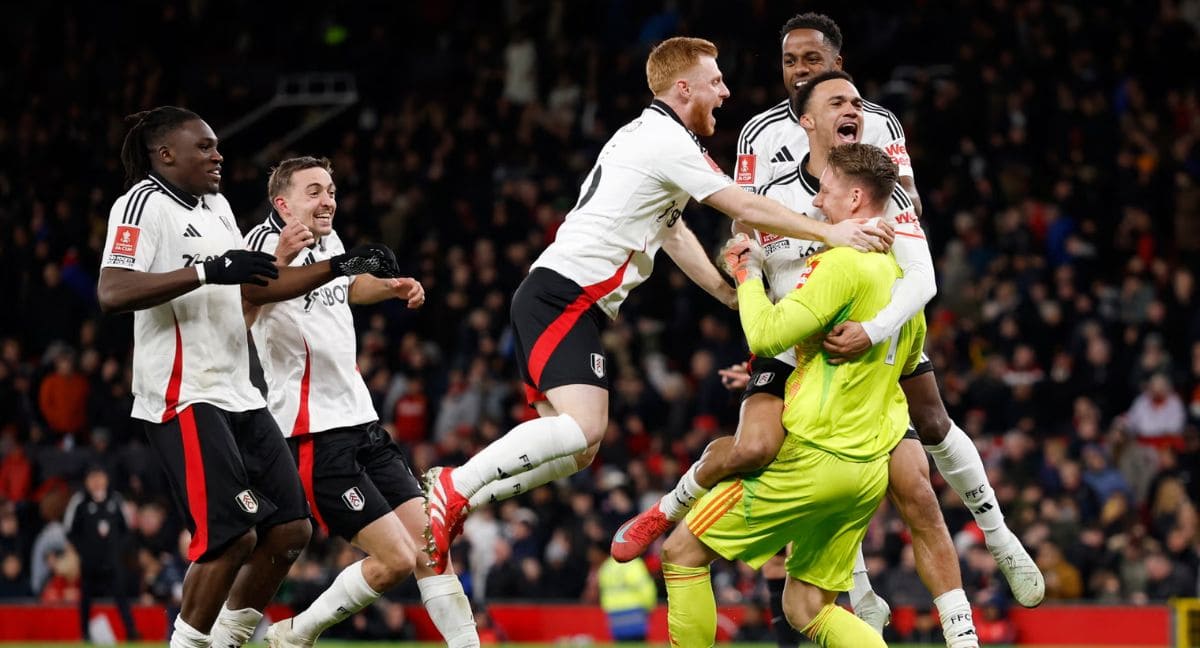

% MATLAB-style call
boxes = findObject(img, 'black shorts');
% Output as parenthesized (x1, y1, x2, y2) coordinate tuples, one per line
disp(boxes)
(900, 351, 935, 381)
(289, 421, 423, 540)
(511, 268, 610, 405)
(742, 357, 792, 401)
(144, 404, 309, 563)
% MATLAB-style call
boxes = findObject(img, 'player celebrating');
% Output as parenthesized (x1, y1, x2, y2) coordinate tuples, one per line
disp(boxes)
(211, 157, 479, 647)
(618, 11, 1044, 622)
(97, 107, 401, 648)
(421, 36, 894, 575)
(663, 143, 924, 648)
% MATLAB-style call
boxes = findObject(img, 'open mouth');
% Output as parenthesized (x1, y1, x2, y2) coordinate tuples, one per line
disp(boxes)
(314, 213, 333, 225)
(836, 122, 859, 143)
(207, 168, 221, 181)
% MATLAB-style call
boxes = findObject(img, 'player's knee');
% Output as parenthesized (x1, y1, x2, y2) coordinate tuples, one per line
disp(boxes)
(730, 435, 778, 471)
(576, 416, 608, 447)
(911, 402, 951, 444)
(574, 442, 601, 470)
(274, 518, 312, 556)
(378, 544, 418, 588)
(781, 589, 822, 632)
(222, 528, 258, 564)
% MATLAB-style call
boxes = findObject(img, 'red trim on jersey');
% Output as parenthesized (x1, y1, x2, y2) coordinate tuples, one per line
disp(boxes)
(179, 407, 208, 561)
(161, 317, 184, 422)
(296, 437, 327, 532)
(895, 230, 927, 240)
(524, 383, 544, 405)
(292, 340, 311, 436)
(525, 253, 633, 397)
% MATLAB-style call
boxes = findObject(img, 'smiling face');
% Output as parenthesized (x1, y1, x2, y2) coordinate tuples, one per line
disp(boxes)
(781, 28, 843, 103)
(798, 78, 863, 154)
(275, 166, 337, 237)
(682, 55, 730, 136)
(156, 119, 223, 195)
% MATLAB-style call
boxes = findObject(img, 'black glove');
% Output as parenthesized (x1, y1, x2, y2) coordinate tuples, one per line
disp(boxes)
(330, 243, 401, 278)
(202, 250, 279, 286)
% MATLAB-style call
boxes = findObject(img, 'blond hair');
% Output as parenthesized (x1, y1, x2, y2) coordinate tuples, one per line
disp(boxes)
(646, 37, 718, 95)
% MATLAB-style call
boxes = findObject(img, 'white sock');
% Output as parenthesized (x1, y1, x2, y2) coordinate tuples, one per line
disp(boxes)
(418, 574, 480, 648)
(933, 588, 976, 644)
(925, 423, 1014, 547)
(468, 455, 578, 510)
(451, 414, 587, 497)
(209, 603, 262, 647)
(291, 559, 381, 641)
(171, 616, 211, 648)
(659, 463, 709, 521)
(848, 547, 873, 609)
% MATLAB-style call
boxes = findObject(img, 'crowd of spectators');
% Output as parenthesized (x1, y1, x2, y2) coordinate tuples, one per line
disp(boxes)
(2, 0, 1200, 641)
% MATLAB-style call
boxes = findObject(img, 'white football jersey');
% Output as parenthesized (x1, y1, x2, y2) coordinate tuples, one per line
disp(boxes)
(754, 156, 921, 365)
(245, 214, 377, 436)
(733, 98, 913, 193)
(531, 100, 734, 318)
(100, 173, 265, 422)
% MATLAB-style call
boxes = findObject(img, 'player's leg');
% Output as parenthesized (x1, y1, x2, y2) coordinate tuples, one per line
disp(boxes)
(782, 578, 884, 648)
(902, 364, 1044, 606)
(467, 399, 596, 510)
(425, 272, 606, 572)
(847, 546, 891, 633)
(611, 361, 789, 562)
(145, 405, 261, 647)
(761, 553, 804, 647)
(888, 437, 979, 648)
(661, 517, 723, 647)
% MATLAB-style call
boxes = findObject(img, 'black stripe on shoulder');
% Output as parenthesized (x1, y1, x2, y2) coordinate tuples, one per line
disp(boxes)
(740, 111, 792, 155)
(890, 185, 913, 211)
(246, 226, 278, 253)
(738, 100, 791, 154)
(862, 100, 902, 141)
(121, 182, 156, 225)
(756, 168, 801, 195)
(125, 184, 163, 226)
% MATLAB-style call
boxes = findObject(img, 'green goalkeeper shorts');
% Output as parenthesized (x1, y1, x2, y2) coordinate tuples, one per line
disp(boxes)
(685, 437, 888, 592)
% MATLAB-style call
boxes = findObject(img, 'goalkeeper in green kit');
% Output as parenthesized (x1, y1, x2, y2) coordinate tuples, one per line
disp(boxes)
(661, 142, 925, 648)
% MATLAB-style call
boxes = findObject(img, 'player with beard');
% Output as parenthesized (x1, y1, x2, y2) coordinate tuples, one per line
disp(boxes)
(421, 36, 895, 576)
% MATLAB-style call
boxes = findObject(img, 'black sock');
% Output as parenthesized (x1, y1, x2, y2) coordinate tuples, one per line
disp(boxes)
(767, 576, 802, 647)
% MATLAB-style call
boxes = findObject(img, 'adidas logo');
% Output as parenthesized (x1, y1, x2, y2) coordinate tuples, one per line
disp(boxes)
(770, 146, 796, 163)
(182, 224, 201, 237)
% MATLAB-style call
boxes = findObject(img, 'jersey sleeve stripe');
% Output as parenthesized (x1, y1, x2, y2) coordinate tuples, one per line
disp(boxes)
(122, 184, 158, 225)
(245, 226, 275, 253)
(756, 168, 801, 195)
(738, 100, 791, 154)
(739, 109, 791, 154)
(896, 231, 926, 240)
(863, 101, 903, 141)
(890, 186, 913, 211)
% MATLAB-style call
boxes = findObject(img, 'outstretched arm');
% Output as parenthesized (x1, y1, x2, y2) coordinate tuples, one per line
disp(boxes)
(703, 186, 894, 252)
(662, 219, 736, 309)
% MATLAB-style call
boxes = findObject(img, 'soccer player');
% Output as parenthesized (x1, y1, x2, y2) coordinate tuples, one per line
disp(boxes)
(231, 156, 476, 648)
(615, 72, 981, 647)
(620, 10, 1044, 621)
(97, 107, 402, 648)
(421, 36, 895, 575)
(662, 142, 923, 648)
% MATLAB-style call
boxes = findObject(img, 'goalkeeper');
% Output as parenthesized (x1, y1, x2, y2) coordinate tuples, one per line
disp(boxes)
(661, 143, 925, 648)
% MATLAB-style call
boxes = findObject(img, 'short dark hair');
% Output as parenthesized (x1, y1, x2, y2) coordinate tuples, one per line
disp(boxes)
(827, 143, 898, 207)
(791, 70, 855, 118)
(779, 12, 843, 53)
(119, 106, 202, 189)
(267, 156, 333, 201)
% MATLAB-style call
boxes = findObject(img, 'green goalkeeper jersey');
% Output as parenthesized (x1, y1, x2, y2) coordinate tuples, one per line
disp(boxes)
(737, 246, 926, 462)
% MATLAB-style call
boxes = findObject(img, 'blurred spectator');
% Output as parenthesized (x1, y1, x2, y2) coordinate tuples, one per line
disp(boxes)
(37, 349, 89, 439)
(0, 552, 31, 599)
(65, 465, 138, 641)
(0, 429, 32, 503)
(597, 555, 657, 642)
(1126, 373, 1187, 447)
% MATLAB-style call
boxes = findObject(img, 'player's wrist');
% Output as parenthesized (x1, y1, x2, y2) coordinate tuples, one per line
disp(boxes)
(861, 320, 887, 346)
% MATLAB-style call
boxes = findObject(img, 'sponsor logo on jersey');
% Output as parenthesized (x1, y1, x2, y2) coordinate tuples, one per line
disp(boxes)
(735, 155, 757, 185)
(182, 224, 202, 238)
(758, 232, 782, 245)
(795, 258, 821, 288)
(303, 283, 350, 312)
(235, 490, 259, 514)
(106, 254, 134, 267)
(895, 211, 918, 225)
(342, 487, 366, 511)
(111, 226, 140, 256)
(753, 372, 775, 387)
(886, 143, 911, 168)
(590, 353, 606, 378)
(181, 253, 221, 267)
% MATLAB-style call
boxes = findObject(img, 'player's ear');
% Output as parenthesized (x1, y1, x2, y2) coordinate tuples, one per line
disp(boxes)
(676, 77, 690, 98)
(272, 195, 289, 216)
(799, 113, 815, 130)
(156, 143, 174, 166)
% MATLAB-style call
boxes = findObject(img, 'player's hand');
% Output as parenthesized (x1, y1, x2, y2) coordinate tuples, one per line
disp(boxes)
(825, 217, 894, 253)
(721, 233, 764, 285)
(331, 243, 402, 278)
(718, 361, 751, 391)
(823, 321, 872, 364)
(386, 277, 426, 309)
(203, 249, 279, 286)
(275, 221, 315, 263)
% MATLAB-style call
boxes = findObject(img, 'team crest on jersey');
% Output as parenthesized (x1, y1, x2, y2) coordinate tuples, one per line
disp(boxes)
(111, 225, 140, 256)
(754, 372, 775, 387)
(735, 155, 757, 185)
(235, 490, 259, 514)
(590, 353, 606, 378)
(341, 487, 366, 511)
